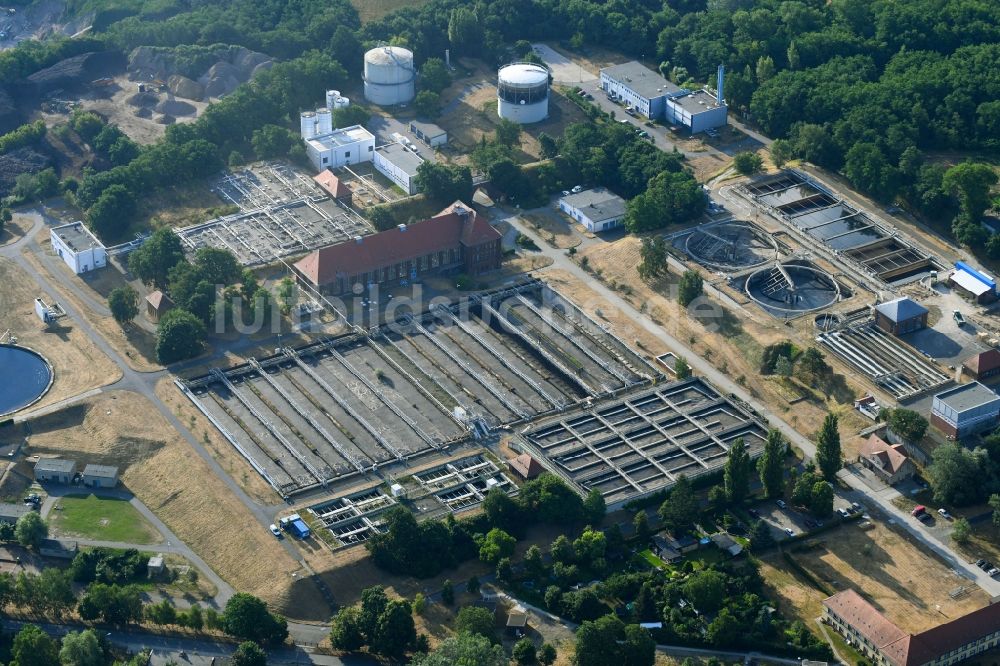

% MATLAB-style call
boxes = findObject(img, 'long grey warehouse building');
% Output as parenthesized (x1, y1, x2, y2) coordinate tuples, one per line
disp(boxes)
(599, 61, 728, 133)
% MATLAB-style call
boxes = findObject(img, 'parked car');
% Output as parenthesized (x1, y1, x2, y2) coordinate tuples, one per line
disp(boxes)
(776, 499, 787, 509)
(269, 524, 282, 538)
(937, 508, 952, 519)
(784, 528, 795, 536)
(953, 310, 966, 326)
(837, 508, 850, 518)
(571, 185, 583, 193)
(851, 502, 863, 512)
(976, 559, 987, 568)
(804, 519, 817, 529)
(989, 568, 1000, 577)
(911, 505, 926, 517)
(978, 560, 994, 572)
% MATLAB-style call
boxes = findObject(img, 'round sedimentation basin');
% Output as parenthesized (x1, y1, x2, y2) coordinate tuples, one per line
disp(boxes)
(0, 344, 53, 417)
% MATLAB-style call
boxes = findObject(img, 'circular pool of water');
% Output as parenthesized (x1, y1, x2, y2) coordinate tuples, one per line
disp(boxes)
(0, 344, 53, 417)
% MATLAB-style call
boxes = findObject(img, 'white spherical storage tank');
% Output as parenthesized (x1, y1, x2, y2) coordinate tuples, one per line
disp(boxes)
(497, 62, 549, 124)
(363, 46, 416, 106)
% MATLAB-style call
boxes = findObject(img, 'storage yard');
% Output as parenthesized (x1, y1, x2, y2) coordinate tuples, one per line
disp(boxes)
(176, 163, 371, 266)
(519, 377, 769, 506)
(740, 171, 939, 286)
(179, 279, 660, 498)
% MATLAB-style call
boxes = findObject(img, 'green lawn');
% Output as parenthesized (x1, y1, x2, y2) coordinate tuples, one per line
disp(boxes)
(50, 494, 160, 545)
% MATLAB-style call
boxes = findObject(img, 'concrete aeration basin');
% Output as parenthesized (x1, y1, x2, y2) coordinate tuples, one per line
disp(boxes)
(745, 260, 846, 317)
(0, 344, 53, 416)
(684, 222, 779, 270)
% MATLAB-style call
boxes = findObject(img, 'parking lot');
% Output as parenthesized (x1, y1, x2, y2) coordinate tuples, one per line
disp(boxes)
(750, 497, 858, 542)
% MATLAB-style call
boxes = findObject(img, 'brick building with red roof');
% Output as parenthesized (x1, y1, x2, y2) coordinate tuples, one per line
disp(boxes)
(823, 589, 1000, 666)
(292, 201, 502, 295)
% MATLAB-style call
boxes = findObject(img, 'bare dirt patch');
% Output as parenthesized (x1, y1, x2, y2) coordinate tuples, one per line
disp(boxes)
(520, 211, 583, 249)
(761, 520, 989, 635)
(0, 256, 121, 412)
(0, 215, 31, 247)
(19, 390, 326, 617)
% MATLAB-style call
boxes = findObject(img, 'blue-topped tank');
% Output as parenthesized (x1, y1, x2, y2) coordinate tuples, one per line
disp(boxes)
(0, 344, 53, 417)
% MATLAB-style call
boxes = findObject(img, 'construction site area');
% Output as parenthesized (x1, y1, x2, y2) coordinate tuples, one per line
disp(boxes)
(518, 378, 769, 506)
(739, 171, 939, 286)
(178, 279, 660, 499)
(176, 163, 372, 266)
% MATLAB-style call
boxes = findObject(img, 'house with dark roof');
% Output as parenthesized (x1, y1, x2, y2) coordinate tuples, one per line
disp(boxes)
(858, 434, 915, 485)
(963, 349, 1000, 381)
(292, 201, 502, 295)
(823, 589, 1000, 666)
(874, 297, 928, 336)
(145, 290, 174, 324)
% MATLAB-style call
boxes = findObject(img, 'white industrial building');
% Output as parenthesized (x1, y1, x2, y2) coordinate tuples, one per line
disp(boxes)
(50, 222, 106, 274)
(373, 142, 424, 195)
(600, 61, 728, 133)
(409, 120, 448, 148)
(497, 62, 550, 124)
(558, 188, 627, 232)
(363, 46, 416, 106)
(302, 123, 375, 172)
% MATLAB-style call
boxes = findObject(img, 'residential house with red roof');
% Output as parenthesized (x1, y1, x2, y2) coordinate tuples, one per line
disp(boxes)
(292, 201, 502, 295)
(823, 589, 1000, 666)
(858, 433, 915, 485)
(963, 349, 1000, 381)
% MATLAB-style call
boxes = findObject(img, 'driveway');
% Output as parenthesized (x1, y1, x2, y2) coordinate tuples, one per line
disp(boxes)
(530, 43, 596, 83)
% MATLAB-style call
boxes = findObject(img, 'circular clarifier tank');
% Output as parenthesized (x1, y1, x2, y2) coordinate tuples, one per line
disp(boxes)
(685, 222, 779, 270)
(0, 344, 53, 416)
(745, 261, 843, 315)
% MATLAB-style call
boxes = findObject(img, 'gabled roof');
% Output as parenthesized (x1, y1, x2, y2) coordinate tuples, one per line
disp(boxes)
(874, 297, 928, 323)
(963, 348, 1000, 375)
(34, 458, 77, 473)
(313, 170, 351, 199)
(508, 453, 544, 479)
(859, 434, 910, 474)
(894, 601, 1000, 666)
(145, 290, 173, 310)
(823, 589, 908, 653)
(293, 201, 499, 286)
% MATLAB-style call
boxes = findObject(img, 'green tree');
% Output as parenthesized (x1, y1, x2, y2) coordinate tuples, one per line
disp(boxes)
(755, 55, 776, 82)
(412, 592, 427, 615)
(467, 575, 480, 595)
(770, 139, 793, 168)
(674, 356, 692, 380)
(513, 637, 536, 664)
(637, 235, 668, 281)
(129, 228, 186, 290)
(583, 489, 606, 525)
(677, 270, 703, 307)
(332, 105, 370, 128)
(414, 162, 472, 203)
(574, 615, 625, 666)
(276, 277, 296, 315)
(724, 437, 751, 504)
(329, 606, 364, 651)
(991, 494, 1000, 527)
(749, 519, 775, 551)
(884, 408, 929, 442)
(15, 512, 47, 549)
(478, 527, 516, 564)
(420, 58, 451, 93)
(456, 605, 498, 644)
(156, 309, 207, 364)
(815, 413, 842, 481)
(622, 624, 655, 666)
(58, 629, 102, 666)
(943, 162, 998, 222)
(538, 132, 559, 159)
(733, 151, 764, 175)
(538, 643, 557, 666)
(632, 510, 650, 544)
(447, 6, 482, 55)
(107, 286, 139, 327)
(77, 583, 143, 625)
(251, 124, 295, 160)
(11, 624, 59, 666)
(757, 429, 786, 499)
(495, 118, 522, 148)
(372, 599, 416, 658)
(193, 247, 241, 286)
(440, 579, 454, 606)
(221, 593, 288, 645)
(230, 641, 267, 666)
(810, 481, 834, 517)
(774, 356, 793, 377)
(411, 632, 507, 666)
(414, 90, 441, 118)
(86, 183, 136, 240)
(358, 586, 389, 639)
(682, 569, 726, 613)
(658, 475, 698, 534)
(928, 443, 989, 506)
(951, 517, 972, 544)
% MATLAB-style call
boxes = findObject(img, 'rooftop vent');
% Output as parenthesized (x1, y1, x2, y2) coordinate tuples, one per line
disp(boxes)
(398, 224, 407, 232)
(354, 236, 363, 244)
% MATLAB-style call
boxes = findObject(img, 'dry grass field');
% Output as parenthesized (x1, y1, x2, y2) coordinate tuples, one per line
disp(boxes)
(761, 520, 989, 635)
(18, 390, 327, 618)
(0, 256, 121, 411)
(520, 211, 584, 249)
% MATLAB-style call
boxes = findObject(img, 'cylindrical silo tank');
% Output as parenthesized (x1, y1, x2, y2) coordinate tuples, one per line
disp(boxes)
(363, 46, 416, 106)
(300, 111, 317, 139)
(334, 95, 349, 109)
(315, 108, 332, 135)
(325, 89, 340, 110)
(497, 62, 550, 124)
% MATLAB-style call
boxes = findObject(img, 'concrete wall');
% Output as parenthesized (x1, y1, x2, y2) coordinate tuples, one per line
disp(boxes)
(83, 475, 118, 488)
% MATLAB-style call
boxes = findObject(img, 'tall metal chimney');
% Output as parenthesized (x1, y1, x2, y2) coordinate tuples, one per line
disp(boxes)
(716, 64, 725, 104)
(445, 49, 451, 68)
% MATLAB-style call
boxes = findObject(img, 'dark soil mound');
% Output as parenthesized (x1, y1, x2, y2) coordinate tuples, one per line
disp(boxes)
(0, 147, 51, 198)
(26, 51, 126, 96)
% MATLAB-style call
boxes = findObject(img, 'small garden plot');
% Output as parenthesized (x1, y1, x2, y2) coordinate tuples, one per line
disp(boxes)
(50, 494, 161, 545)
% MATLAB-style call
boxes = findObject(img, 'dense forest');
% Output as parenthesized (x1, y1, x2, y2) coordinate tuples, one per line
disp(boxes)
(1, 0, 998, 241)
